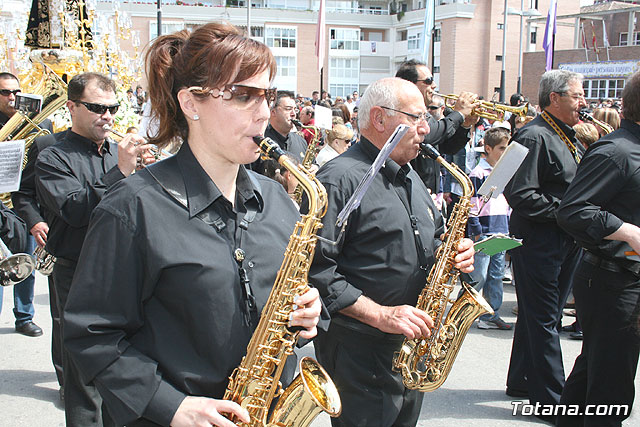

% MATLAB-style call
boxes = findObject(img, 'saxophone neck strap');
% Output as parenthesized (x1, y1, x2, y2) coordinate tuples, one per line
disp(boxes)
(541, 111, 582, 164)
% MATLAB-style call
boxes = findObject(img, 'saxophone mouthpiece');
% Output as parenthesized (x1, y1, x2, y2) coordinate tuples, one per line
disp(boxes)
(420, 143, 441, 160)
(253, 136, 285, 161)
(291, 119, 302, 129)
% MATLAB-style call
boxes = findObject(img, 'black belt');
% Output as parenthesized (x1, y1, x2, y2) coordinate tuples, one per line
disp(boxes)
(583, 251, 640, 277)
(55, 257, 77, 268)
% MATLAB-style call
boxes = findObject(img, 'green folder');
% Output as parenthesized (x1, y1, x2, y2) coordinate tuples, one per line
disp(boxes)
(474, 234, 523, 256)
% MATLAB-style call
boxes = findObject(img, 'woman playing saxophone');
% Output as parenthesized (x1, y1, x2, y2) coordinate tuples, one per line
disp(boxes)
(62, 23, 322, 427)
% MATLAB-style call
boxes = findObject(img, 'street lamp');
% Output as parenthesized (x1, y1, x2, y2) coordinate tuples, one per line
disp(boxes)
(507, 3, 541, 95)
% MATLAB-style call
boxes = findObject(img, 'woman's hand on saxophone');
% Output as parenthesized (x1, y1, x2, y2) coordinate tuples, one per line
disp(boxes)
(170, 396, 250, 427)
(289, 287, 322, 339)
(453, 238, 475, 273)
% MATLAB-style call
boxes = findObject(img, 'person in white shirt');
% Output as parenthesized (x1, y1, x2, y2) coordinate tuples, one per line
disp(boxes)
(316, 123, 354, 167)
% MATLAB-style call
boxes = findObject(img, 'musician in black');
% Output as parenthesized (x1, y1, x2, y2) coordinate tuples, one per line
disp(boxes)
(62, 23, 321, 427)
(309, 77, 475, 427)
(0, 203, 27, 253)
(0, 71, 51, 337)
(503, 70, 587, 421)
(556, 70, 640, 427)
(35, 72, 150, 427)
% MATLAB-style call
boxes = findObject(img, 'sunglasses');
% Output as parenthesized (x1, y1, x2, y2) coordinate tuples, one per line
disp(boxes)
(417, 77, 434, 85)
(188, 84, 277, 111)
(73, 100, 120, 115)
(0, 89, 21, 96)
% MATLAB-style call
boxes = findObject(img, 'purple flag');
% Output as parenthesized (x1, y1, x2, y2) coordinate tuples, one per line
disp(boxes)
(543, 0, 557, 71)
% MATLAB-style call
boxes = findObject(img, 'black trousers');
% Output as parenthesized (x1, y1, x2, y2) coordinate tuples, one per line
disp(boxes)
(314, 322, 424, 427)
(48, 274, 63, 387)
(557, 259, 640, 427)
(53, 261, 115, 427)
(506, 218, 581, 406)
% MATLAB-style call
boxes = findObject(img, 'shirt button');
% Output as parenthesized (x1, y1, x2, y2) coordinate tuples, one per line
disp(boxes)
(248, 261, 254, 268)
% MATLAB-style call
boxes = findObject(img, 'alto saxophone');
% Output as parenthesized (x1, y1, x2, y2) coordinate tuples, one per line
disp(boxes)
(223, 136, 341, 426)
(578, 110, 614, 135)
(393, 144, 493, 392)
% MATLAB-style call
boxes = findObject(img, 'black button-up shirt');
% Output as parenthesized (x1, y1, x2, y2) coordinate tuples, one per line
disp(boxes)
(309, 137, 444, 336)
(35, 130, 125, 261)
(557, 119, 640, 262)
(504, 112, 582, 222)
(63, 142, 301, 426)
(12, 131, 67, 230)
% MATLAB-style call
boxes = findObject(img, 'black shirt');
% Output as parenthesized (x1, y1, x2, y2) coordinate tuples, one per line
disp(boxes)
(0, 203, 26, 253)
(264, 123, 308, 162)
(12, 130, 67, 230)
(63, 143, 301, 426)
(504, 112, 582, 223)
(557, 119, 640, 262)
(309, 137, 444, 336)
(35, 130, 125, 261)
(411, 110, 469, 192)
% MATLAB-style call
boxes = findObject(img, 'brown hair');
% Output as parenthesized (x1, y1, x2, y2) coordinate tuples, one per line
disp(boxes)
(145, 22, 277, 148)
(483, 127, 510, 148)
(592, 107, 620, 131)
(573, 123, 599, 149)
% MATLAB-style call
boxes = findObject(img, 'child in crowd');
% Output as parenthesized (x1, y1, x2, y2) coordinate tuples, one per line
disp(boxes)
(467, 127, 513, 330)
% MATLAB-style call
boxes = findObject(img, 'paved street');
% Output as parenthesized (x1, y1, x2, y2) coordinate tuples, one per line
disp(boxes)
(1, 273, 638, 426)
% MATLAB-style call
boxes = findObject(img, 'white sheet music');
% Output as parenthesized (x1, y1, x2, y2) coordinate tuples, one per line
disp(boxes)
(478, 141, 529, 199)
(0, 140, 26, 193)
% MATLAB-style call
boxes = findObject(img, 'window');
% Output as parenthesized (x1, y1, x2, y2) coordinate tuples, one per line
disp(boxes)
(330, 28, 360, 50)
(433, 66, 440, 73)
(496, 55, 503, 61)
(237, 26, 264, 38)
(275, 56, 296, 77)
(329, 83, 359, 99)
(329, 57, 360, 79)
(433, 28, 441, 42)
(408, 33, 421, 50)
(583, 79, 625, 99)
(530, 28, 537, 44)
(619, 32, 640, 46)
(397, 30, 408, 41)
(149, 22, 185, 40)
(370, 6, 382, 15)
(266, 27, 296, 48)
(497, 23, 504, 30)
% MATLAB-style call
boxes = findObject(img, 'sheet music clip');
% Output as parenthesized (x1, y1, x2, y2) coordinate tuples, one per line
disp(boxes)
(317, 124, 410, 247)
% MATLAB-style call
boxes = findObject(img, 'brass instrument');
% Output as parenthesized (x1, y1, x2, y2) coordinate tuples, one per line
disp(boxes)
(0, 62, 68, 208)
(435, 92, 529, 121)
(579, 110, 614, 135)
(103, 125, 172, 162)
(291, 119, 323, 205)
(33, 246, 56, 276)
(393, 143, 493, 392)
(223, 136, 341, 426)
(0, 238, 36, 287)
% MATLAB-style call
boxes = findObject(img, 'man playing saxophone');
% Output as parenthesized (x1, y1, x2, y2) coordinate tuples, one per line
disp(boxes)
(308, 77, 475, 427)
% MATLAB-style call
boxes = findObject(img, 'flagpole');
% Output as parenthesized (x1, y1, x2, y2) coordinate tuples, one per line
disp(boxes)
(581, 23, 588, 61)
(551, 33, 555, 70)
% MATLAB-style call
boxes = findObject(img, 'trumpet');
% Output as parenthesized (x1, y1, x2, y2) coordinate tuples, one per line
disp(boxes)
(578, 110, 614, 135)
(102, 125, 173, 162)
(434, 92, 529, 121)
(33, 246, 56, 276)
(0, 238, 36, 287)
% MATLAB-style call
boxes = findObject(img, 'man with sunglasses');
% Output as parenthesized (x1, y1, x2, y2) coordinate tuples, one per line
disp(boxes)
(396, 60, 477, 194)
(35, 72, 153, 427)
(0, 72, 54, 339)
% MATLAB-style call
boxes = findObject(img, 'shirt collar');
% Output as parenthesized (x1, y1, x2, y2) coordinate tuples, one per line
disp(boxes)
(266, 123, 287, 146)
(359, 136, 405, 184)
(543, 110, 577, 140)
(67, 130, 113, 155)
(478, 157, 492, 170)
(176, 142, 263, 217)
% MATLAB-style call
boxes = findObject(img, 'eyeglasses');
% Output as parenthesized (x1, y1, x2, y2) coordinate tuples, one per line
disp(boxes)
(416, 77, 434, 85)
(188, 84, 277, 110)
(559, 92, 586, 102)
(380, 106, 429, 124)
(427, 105, 442, 110)
(279, 105, 299, 114)
(0, 89, 20, 96)
(73, 100, 120, 115)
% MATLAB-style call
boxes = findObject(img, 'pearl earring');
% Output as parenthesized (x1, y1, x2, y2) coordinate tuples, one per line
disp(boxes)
(193, 114, 199, 121)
